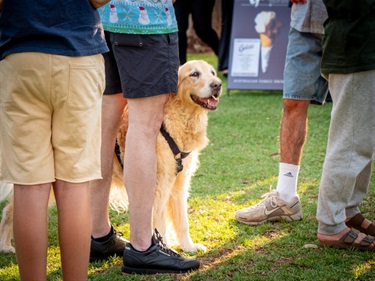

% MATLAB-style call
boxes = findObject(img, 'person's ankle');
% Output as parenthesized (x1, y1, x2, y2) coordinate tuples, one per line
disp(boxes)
(277, 191, 296, 203)
(317, 228, 350, 240)
(130, 240, 152, 252)
(91, 225, 113, 240)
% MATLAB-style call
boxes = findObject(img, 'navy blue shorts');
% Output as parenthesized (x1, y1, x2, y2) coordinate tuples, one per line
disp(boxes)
(103, 31, 179, 98)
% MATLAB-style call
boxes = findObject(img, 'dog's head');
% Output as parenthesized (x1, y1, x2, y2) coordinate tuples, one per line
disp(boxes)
(177, 60, 222, 111)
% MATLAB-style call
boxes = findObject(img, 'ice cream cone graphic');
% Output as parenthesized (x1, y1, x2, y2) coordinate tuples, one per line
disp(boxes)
(254, 11, 282, 73)
(259, 33, 273, 74)
(259, 33, 273, 48)
(138, 6, 150, 25)
(109, 4, 118, 23)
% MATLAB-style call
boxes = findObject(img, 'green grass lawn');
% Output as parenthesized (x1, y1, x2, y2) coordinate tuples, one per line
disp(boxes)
(1, 53, 374, 281)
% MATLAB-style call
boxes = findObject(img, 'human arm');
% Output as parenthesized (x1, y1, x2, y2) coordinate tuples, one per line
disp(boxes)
(89, 0, 111, 9)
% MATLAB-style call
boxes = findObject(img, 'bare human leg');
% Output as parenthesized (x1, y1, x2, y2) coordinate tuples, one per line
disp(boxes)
(90, 93, 127, 238)
(124, 94, 167, 251)
(54, 180, 91, 281)
(13, 183, 51, 281)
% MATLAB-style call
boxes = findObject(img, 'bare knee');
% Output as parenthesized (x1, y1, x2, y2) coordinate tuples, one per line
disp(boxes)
(283, 99, 310, 118)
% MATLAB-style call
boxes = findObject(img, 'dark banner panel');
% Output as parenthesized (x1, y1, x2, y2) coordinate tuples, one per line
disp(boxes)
(228, 0, 290, 93)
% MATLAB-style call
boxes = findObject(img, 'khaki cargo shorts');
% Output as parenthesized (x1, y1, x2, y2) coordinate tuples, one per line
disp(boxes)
(0, 52, 105, 184)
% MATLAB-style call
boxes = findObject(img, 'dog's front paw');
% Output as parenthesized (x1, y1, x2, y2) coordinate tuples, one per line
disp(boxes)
(0, 244, 15, 253)
(181, 242, 207, 253)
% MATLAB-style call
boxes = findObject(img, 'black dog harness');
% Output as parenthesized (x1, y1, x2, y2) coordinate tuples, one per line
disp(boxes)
(115, 139, 123, 169)
(160, 123, 190, 174)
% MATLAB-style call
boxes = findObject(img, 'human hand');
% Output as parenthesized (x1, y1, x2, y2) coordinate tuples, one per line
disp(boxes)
(89, 0, 111, 9)
(290, 0, 307, 4)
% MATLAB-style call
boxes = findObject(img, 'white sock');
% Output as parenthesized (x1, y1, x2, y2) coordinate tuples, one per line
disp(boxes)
(275, 163, 300, 202)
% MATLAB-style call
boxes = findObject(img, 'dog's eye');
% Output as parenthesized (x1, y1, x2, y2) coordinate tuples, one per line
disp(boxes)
(190, 71, 200, 77)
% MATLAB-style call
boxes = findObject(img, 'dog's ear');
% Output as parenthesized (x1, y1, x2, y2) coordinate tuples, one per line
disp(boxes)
(177, 65, 185, 88)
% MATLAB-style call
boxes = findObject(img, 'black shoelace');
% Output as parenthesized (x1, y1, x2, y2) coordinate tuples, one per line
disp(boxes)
(154, 229, 181, 257)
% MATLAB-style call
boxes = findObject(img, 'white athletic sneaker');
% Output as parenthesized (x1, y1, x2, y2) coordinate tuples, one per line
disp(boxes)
(235, 190, 303, 225)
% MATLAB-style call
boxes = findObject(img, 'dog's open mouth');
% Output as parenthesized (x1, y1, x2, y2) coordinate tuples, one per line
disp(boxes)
(191, 94, 220, 110)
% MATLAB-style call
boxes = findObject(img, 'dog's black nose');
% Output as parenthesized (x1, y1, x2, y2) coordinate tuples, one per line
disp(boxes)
(210, 81, 222, 90)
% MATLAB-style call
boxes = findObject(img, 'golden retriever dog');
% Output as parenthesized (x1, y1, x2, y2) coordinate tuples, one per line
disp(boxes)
(0, 59, 221, 254)
(0, 182, 15, 253)
(112, 60, 222, 252)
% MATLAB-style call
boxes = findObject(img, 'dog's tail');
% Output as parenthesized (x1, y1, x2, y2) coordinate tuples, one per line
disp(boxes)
(109, 156, 129, 213)
(0, 182, 13, 203)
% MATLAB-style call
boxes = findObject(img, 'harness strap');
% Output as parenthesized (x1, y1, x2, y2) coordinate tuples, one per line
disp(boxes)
(160, 123, 190, 174)
(115, 139, 123, 169)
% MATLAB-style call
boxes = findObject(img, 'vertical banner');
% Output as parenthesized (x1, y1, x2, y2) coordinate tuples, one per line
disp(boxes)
(227, 0, 290, 94)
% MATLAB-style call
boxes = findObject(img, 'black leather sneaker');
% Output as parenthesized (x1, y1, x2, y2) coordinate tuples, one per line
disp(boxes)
(122, 229, 200, 274)
(90, 227, 128, 262)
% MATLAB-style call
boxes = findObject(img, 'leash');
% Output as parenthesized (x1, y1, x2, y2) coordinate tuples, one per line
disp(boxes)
(160, 123, 190, 174)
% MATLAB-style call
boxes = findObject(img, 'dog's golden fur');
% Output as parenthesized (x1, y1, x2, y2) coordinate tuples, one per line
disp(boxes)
(0, 182, 14, 253)
(0, 60, 221, 254)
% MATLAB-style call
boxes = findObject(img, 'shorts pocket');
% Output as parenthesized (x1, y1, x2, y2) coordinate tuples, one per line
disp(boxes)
(111, 33, 145, 48)
(67, 62, 104, 111)
(167, 32, 178, 46)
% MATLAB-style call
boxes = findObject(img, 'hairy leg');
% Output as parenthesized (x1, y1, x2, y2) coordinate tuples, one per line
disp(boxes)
(124, 94, 168, 251)
(275, 99, 311, 201)
(279, 99, 310, 164)
(90, 94, 127, 238)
